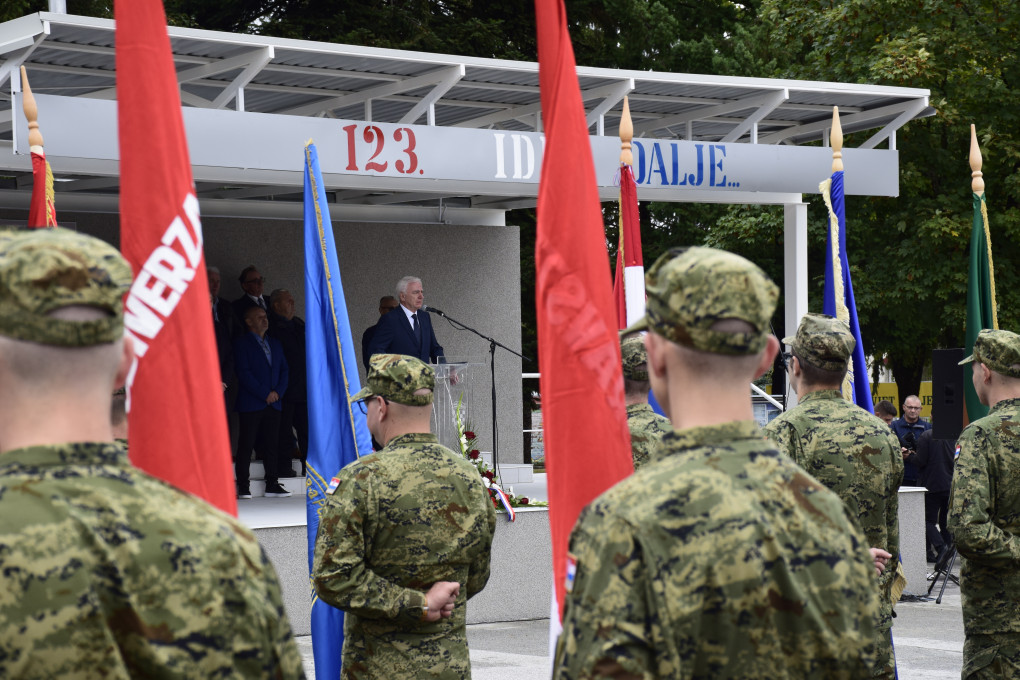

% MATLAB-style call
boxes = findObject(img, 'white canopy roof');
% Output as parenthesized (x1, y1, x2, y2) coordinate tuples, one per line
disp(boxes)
(0, 11, 932, 220)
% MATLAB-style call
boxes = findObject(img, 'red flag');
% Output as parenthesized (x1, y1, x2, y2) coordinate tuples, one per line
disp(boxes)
(28, 151, 57, 228)
(535, 0, 633, 622)
(116, 0, 236, 515)
(612, 163, 643, 329)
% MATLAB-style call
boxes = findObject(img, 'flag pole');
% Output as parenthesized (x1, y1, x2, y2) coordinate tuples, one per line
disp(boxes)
(969, 124, 983, 198)
(20, 66, 44, 153)
(619, 96, 633, 166)
(831, 106, 843, 173)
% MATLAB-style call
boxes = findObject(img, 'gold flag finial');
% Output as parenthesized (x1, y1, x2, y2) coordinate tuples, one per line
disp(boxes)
(970, 124, 984, 196)
(20, 66, 44, 152)
(619, 96, 633, 166)
(830, 106, 843, 173)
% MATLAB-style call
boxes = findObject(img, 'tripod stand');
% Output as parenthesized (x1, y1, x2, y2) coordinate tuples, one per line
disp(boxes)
(926, 542, 959, 604)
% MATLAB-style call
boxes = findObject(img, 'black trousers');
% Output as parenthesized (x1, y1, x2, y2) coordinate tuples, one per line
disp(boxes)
(236, 406, 281, 490)
(277, 399, 309, 471)
(925, 490, 951, 553)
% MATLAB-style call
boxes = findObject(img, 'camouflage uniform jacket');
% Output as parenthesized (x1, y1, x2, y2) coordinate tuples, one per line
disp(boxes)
(948, 397, 1020, 636)
(0, 442, 305, 680)
(313, 432, 496, 679)
(552, 420, 879, 680)
(626, 403, 673, 469)
(764, 390, 903, 631)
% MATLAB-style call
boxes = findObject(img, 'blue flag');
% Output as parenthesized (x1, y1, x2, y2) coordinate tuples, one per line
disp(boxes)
(303, 141, 373, 677)
(821, 170, 874, 413)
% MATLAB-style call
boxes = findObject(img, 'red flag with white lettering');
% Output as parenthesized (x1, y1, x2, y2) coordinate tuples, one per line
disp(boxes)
(534, 0, 633, 624)
(116, 0, 236, 515)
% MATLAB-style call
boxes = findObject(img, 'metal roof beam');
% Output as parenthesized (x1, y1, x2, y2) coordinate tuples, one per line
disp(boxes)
(210, 47, 274, 109)
(585, 79, 634, 127)
(279, 65, 466, 117)
(364, 191, 457, 205)
(398, 64, 464, 124)
(758, 100, 925, 145)
(860, 98, 929, 149)
(721, 89, 788, 142)
(633, 90, 790, 136)
(454, 80, 633, 128)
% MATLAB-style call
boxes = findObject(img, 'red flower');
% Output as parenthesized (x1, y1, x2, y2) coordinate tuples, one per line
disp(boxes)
(483, 470, 495, 481)
(464, 431, 476, 440)
(491, 496, 500, 508)
(469, 450, 480, 460)
(519, 497, 530, 505)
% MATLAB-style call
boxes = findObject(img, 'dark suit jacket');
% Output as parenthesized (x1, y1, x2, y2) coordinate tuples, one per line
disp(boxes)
(232, 294, 268, 324)
(367, 306, 444, 363)
(213, 297, 238, 386)
(268, 313, 306, 403)
(233, 331, 289, 413)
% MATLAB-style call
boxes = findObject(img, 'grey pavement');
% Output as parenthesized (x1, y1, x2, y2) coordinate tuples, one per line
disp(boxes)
(295, 556, 967, 678)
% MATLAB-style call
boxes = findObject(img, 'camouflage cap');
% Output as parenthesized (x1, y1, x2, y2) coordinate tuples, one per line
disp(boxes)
(351, 353, 435, 406)
(0, 227, 132, 347)
(620, 334, 649, 381)
(783, 313, 855, 372)
(959, 328, 1020, 378)
(624, 246, 778, 355)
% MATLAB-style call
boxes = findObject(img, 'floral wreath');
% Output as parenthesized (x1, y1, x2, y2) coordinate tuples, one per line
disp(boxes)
(455, 395, 547, 514)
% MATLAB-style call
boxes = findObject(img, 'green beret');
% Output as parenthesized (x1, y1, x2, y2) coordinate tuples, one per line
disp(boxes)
(624, 246, 778, 355)
(0, 227, 132, 347)
(783, 313, 855, 372)
(960, 329, 1020, 378)
(351, 353, 435, 406)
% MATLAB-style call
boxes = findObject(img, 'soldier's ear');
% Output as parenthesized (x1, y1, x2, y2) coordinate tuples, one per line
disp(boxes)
(114, 334, 135, 391)
(753, 335, 780, 380)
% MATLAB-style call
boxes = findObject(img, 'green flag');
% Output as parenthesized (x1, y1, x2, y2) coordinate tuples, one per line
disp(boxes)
(964, 192, 997, 421)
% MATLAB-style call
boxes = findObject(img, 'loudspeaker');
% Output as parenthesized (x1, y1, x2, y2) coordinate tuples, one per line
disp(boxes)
(931, 348, 965, 440)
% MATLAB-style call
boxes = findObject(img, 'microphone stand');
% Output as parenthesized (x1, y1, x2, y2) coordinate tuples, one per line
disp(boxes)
(427, 307, 530, 484)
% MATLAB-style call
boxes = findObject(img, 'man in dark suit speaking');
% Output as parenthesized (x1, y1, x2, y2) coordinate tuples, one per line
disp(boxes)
(368, 276, 445, 364)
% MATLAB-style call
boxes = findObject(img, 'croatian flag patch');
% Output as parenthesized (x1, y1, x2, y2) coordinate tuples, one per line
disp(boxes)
(565, 552, 578, 593)
(954, 445, 962, 461)
(327, 477, 341, 494)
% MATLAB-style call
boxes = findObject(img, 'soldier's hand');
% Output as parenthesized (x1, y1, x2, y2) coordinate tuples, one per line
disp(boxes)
(424, 581, 461, 622)
(869, 547, 892, 576)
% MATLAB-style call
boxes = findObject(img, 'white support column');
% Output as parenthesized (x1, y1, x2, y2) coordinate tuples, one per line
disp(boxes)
(783, 200, 808, 409)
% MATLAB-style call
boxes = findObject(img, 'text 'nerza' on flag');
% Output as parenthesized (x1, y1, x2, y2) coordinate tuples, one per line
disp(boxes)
(116, 0, 235, 515)
(303, 140, 373, 678)
(821, 107, 873, 414)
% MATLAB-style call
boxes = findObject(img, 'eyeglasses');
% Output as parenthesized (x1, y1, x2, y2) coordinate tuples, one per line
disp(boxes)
(355, 395, 389, 413)
(245, 277, 265, 285)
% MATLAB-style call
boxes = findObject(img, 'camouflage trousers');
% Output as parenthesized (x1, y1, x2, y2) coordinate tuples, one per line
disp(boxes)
(963, 633, 1020, 679)
(874, 626, 895, 679)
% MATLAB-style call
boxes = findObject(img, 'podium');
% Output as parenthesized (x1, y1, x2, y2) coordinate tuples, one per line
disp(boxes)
(430, 357, 484, 453)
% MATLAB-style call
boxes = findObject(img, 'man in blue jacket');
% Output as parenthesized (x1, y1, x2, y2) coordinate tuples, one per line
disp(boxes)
(368, 276, 445, 363)
(234, 306, 289, 499)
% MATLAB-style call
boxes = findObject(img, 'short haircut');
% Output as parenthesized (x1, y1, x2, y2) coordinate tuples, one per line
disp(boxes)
(379, 295, 397, 305)
(876, 400, 897, 418)
(793, 350, 846, 388)
(111, 389, 127, 427)
(207, 265, 220, 275)
(244, 305, 264, 322)
(270, 288, 289, 300)
(396, 276, 422, 297)
(624, 376, 650, 399)
(238, 265, 258, 284)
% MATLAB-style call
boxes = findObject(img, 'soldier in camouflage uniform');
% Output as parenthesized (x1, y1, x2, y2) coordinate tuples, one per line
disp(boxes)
(621, 333, 672, 469)
(949, 329, 1020, 679)
(552, 246, 881, 679)
(313, 353, 496, 679)
(0, 227, 304, 679)
(764, 313, 903, 679)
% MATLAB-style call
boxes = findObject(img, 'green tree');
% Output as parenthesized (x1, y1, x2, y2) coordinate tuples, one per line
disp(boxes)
(752, 0, 1020, 405)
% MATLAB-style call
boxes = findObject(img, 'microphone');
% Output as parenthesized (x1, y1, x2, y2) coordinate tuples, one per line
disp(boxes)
(422, 304, 446, 317)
